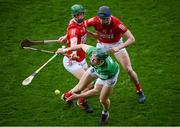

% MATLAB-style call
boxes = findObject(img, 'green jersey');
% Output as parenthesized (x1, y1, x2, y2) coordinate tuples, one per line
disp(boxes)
(86, 46, 119, 80)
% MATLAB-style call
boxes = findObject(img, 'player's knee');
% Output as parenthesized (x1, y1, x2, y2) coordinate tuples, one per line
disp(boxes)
(124, 66, 133, 73)
(99, 97, 107, 104)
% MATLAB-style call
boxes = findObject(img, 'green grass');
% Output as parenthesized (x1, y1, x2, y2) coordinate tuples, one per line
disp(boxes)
(0, 0, 180, 126)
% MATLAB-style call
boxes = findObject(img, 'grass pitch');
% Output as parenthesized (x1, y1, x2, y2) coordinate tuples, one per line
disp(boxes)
(0, 0, 179, 126)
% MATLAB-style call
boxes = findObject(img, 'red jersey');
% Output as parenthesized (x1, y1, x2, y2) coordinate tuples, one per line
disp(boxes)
(85, 16, 128, 44)
(66, 19, 87, 62)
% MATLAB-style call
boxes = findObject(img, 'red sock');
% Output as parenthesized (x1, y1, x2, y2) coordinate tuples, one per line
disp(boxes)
(65, 91, 73, 98)
(135, 84, 142, 92)
(78, 97, 86, 104)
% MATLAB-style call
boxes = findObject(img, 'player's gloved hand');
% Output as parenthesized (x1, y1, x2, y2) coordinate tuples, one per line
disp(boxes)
(58, 35, 67, 43)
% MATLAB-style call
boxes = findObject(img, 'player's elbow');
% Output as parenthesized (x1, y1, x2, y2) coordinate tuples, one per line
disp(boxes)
(130, 36, 135, 44)
(125, 31, 135, 44)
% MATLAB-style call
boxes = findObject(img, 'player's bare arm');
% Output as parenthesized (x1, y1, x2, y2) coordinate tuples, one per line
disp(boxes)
(69, 37, 78, 58)
(122, 30, 135, 47)
(87, 30, 99, 39)
(109, 30, 135, 53)
(56, 44, 89, 54)
(67, 86, 101, 101)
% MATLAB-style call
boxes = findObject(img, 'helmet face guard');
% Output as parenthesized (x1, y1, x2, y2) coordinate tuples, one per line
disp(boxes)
(73, 12, 85, 23)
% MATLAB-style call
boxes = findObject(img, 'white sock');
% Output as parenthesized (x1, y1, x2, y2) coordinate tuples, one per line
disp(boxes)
(102, 110, 109, 115)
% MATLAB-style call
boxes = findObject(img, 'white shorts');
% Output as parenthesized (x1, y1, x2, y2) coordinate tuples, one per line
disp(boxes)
(63, 56, 88, 73)
(87, 67, 120, 88)
(96, 38, 127, 55)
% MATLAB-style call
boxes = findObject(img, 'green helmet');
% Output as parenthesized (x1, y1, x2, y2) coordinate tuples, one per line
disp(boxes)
(93, 48, 109, 60)
(71, 4, 84, 15)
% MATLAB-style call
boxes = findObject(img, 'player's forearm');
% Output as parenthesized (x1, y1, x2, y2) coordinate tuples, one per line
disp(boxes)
(87, 31, 96, 38)
(87, 30, 98, 39)
(64, 44, 89, 52)
(119, 30, 135, 49)
(70, 37, 78, 54)
(120, 37, 135, 48)
(56, 45, 82, 54)
(70, 37, 77, 46)
(76, 89, 98, 98)
(63, 44, 83, 53)
(57, 44, 89, 55)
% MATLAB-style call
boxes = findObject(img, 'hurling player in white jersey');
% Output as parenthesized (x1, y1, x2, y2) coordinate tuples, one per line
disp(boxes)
(85, 6, 146, 104)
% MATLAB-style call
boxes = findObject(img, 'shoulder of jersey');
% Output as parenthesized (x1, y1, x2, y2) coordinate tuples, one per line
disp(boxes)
(94, 16, 100, 23)
(111, 16, 121, 23)
(86, 16, 99, 23)
(68, 19, 76, 27)
(68, 19, 81, 29)
(111, 16, 124, 28)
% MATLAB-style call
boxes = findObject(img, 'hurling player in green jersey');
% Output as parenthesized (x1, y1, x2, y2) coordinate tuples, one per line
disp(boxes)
(56, 44, 120, 126)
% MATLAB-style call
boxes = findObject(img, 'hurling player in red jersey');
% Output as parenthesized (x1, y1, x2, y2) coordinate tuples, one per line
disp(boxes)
(85, 6, 146, 104)
(58, 4, 93, 113)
